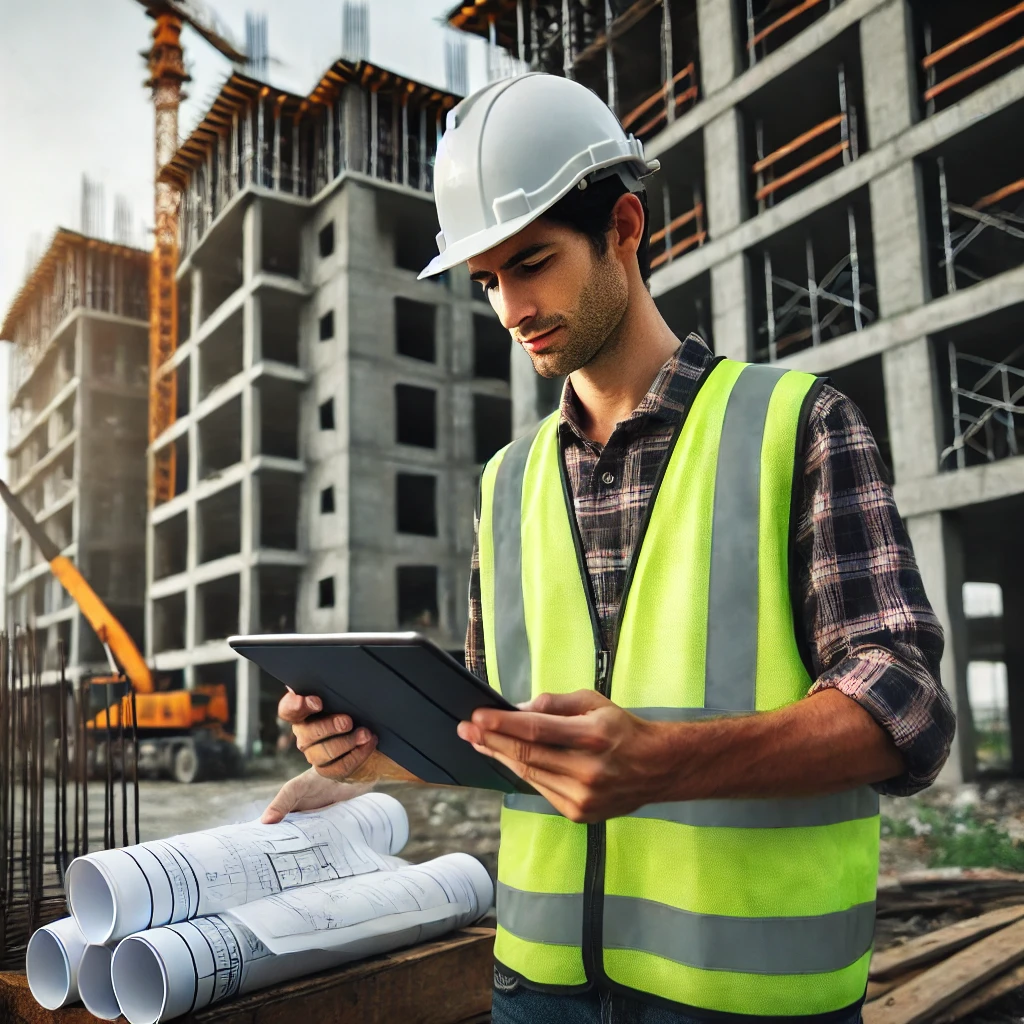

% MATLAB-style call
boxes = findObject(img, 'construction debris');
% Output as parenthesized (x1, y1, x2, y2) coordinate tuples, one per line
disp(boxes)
(866, 871, 1024, 1023)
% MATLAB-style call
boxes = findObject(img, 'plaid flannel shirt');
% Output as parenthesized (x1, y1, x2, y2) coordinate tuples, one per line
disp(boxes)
(466, 334, 954, 795)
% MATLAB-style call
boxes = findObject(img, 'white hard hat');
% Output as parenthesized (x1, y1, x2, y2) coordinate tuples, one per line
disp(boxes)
(418, 72, 660, 279)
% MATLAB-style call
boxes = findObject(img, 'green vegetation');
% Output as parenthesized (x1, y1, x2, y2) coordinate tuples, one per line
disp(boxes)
(881, 805, 1024, 871)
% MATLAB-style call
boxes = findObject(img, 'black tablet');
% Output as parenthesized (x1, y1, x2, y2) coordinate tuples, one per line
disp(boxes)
(228, 632, 533, 793)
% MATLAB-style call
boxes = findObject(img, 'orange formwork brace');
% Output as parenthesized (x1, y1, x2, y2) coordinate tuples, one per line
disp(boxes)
(922, 2, 1024, 103)
(650, 203, 706, 269)
(747, 0, 828, 52)
(621, 64, 698, 139)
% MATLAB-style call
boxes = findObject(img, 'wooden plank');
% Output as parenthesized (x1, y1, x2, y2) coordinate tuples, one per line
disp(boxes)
(753, 114, 845, 174)
(0, 928, 495, 1024)
(866, 968, 926, 1003)
(869, 904, 1024, 980)
(924, 35, 1024, 102)
(933, 961, 1024, 1022)
(862, 917, 1024, 1024)
(748, 0, 827, 50)
(754, 141, 848, 202)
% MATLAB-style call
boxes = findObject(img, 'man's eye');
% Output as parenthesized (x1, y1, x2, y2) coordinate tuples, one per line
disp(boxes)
(521, 258, 551, 274)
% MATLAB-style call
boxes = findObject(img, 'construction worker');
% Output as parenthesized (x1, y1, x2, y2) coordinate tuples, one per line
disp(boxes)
(264, 74, 955, 1022)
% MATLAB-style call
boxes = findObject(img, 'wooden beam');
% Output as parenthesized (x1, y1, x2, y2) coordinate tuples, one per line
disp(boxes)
(753, 114, 845, 174)
(925, 35, 1024, 101)
(754, 140, 848, 202)
(975, 176, 1024, 210)
(573, 0, 662, 66)
(621, 64, 695, 131)
(650, 203, 704, 245)
(748, 0, 827, 50)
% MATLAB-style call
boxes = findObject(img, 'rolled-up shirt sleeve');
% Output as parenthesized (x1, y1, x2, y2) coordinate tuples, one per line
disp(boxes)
(797, 386, 955, 796)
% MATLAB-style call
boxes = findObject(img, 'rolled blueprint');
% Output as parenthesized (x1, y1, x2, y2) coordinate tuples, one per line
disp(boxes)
(67, 792, 408, 943)
(77, 944, 121, 1020)
(25, 916, 88, 1010)
(110, 853, 494, 1024)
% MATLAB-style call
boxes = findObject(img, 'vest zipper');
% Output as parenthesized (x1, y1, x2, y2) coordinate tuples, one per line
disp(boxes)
(556, 361, 718, 991)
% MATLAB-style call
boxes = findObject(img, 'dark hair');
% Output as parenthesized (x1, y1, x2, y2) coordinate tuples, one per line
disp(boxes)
(540, 175, 651, 284)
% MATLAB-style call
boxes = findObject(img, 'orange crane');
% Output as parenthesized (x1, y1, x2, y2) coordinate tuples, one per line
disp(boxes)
(0, 478, 238, 783)
(134, 1, 246, 506)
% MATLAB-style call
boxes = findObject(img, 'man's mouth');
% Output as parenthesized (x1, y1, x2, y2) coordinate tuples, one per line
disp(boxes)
(521, 326, 562, 353)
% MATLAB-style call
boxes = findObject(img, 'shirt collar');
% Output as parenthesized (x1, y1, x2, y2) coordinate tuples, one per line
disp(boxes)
(558, 333, 714, 445)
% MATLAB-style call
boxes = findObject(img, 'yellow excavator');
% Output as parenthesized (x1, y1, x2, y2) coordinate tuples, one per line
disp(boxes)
(0, 478, 241, 783)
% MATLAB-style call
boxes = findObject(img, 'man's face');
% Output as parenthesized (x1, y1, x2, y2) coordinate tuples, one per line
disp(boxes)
(467, 216, 629, 379)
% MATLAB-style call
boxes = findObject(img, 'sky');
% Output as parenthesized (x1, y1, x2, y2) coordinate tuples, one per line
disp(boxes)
(0, 0, 491, 319)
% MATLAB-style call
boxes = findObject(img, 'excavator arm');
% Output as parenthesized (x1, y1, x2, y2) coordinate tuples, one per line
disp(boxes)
(0, 478, 154, 693)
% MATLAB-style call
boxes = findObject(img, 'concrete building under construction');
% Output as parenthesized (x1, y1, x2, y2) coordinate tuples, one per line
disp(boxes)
(146, 60, 512, 751)
(448, 0, 1024, 782)
(1, 231, 150, 684)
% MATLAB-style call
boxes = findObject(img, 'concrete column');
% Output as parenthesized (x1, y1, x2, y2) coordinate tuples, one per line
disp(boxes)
(242, 201, 263, 284)
(870, 163, 931, 320)
(696, 0, 743, 95)
(703, 109, 747, 238)
(883, 337, 944, 483)
(1002, 581, 1024, 775)
(908, 512, 972, 783)
(710, 253, 751, 361)
(860, 0, 919, 147)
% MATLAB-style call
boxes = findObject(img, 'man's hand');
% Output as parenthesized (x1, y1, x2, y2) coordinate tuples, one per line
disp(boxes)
(261, 767, 369, 824)
(457, 690, 670, 823)
(277, 690, 421, 784)
(278, 689, 378, 779)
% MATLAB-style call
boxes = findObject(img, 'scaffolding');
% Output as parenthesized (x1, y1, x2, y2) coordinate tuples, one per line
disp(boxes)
(650, 186, 705, 269)
(922, 3, 1024, 116)
(758, 205, 874, 362)
(754, 63, 858, 213)
(936, 159, 1024, 293)
(942, 342, 1024, 469)
(745, 0, 842, 68)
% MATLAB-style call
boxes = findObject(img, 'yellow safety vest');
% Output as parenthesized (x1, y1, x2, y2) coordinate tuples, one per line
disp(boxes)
(477, 359, 879, 1017)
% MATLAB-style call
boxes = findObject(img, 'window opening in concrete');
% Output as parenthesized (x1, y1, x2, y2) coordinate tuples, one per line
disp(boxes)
(258, 377, 300, 459)
(57, 619, 72, 665)
(933, 305, 1024, 471)
(198, 484, 242, 563)
(395, 298, 436, 362)
(319, 310, 334, 341)
(260, 567, 298, 632)
(473, 394, 513, 463)
(175, 359, 190, 419)
(153, 591, 186, 652)
(395, 384, 436, 448)
(962, 581, 1009, 771)
(318, 576, 336, 608)
(320, 486, 335, 513)
(826, 355, 892, 472)
(743, 0, 841, 68)
(319, 221, 335, 258)
(262, 203, 301, 278)
(923, 102, 1024, 298)
(397, 566, 438, 629)
(199, 306, 244, 399)
(654, 272, 713, 350)
(260, 290, 300, 365)
(201, 257, 244, 319)
(752, 192, 876, 362)
(260, 473, 299, 549)
(178, 273, 192, 343)
(748, 47, 864, 213)
(32, 576, 46, 618)
(917, 1, 1024, 117)
(473, 314, 511, 381)
(198, 395, 242, 478)
(154, 511, 188, 579)
(387, 192, 442, 274)
(396, 473, 437, 536)
(197, 574, 240, 643)
(319, 398, 336, 431)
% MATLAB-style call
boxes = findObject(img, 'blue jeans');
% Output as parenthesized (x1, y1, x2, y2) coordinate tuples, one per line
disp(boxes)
(491, 986, 864, 1024)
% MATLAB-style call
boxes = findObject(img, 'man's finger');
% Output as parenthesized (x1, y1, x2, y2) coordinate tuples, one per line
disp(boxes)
(302, 728, 372, 766)
(260, 778, 299, 824)
(480, 747, 590, 814)
(315, 736, 378, 779)
(293, 715, 358, 753)
(468, 707, 603, 749)
(524, 690, 609, 716)
(278, 691, 324, 724)
(475, 729, 599, 779)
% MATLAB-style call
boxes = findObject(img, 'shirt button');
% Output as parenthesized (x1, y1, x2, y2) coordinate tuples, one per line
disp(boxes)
(601, 471, 615, 485)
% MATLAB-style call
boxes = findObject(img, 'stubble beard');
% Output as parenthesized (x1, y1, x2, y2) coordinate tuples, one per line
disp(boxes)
(527, 252, 629, 379)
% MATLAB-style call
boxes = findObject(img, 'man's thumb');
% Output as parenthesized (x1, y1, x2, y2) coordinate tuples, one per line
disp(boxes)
(260, 786, 294, 824)
(524, 689, 605, 716)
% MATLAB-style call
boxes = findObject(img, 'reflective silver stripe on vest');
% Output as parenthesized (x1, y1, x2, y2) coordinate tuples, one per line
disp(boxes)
(704, 364, 787, 712)
(604, 895, 876, 975)
(497, 882, 583, 946)
(498, 883, 874, 974)
(491, 423, 543, 708)
(504, 788, 879, 828)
